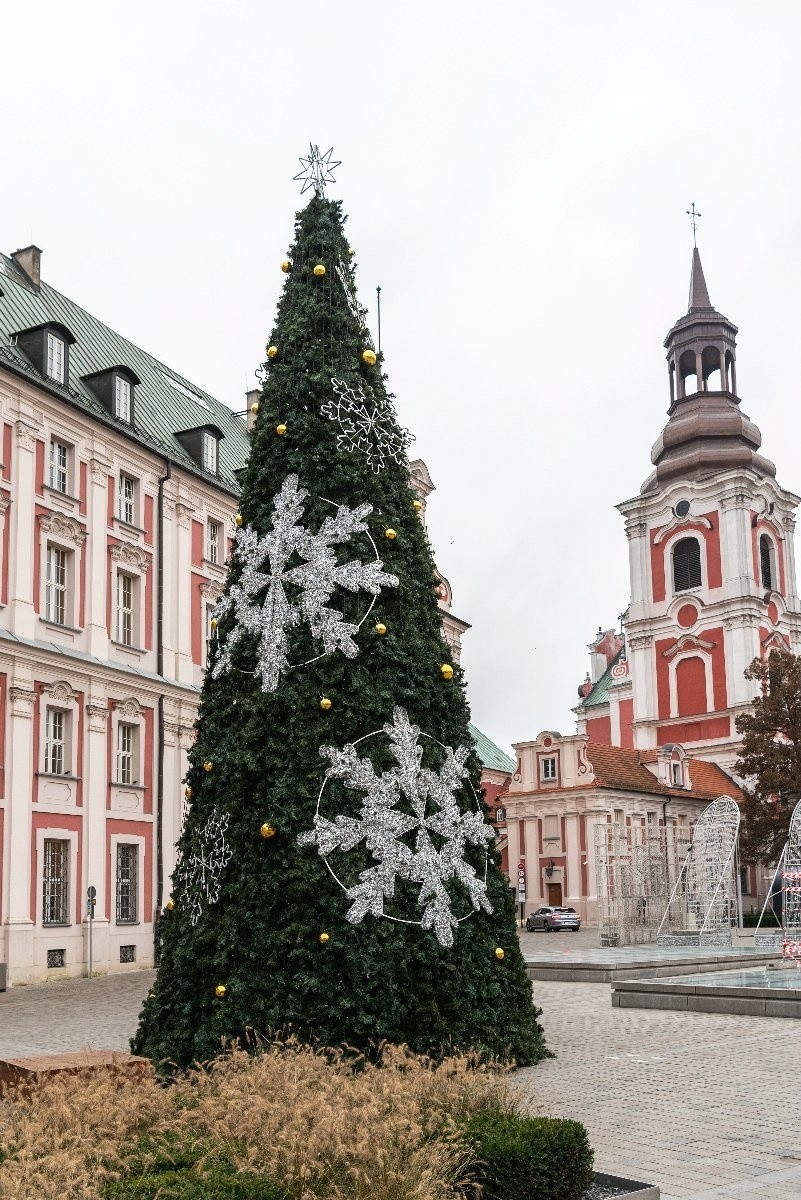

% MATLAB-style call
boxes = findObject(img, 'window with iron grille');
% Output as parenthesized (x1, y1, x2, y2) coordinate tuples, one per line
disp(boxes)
(116, 572, 135, 646)
(116, 843, 139, 923)
(47, 948, 66, 968)
(43, 839, 70, 924)
(46, 333, 65, 383)
(672, 537, 702, 592)
(49, 440, 70, 493)
(202, 431, 218, 475)
(119, 474, 137, 525)
(117, 722, 137, 784)
(115, 376, 131, 422)
(760, 534, 774, 590)
(207, 518, 221, 564)
(45, 543, 69, 624)
(120, 944, 136, 962)
(44, 707, 68, 775)
(495, 807, 507, 822)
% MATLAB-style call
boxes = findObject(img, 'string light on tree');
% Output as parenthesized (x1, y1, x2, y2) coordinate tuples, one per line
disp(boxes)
(323, 377, 413, 473)
(175, 807, 233, 926)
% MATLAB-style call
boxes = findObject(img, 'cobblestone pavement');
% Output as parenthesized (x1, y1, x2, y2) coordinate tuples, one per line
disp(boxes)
(0, 970, 155, 1059)
(2, 967, 800, 1199)
(517, 979, 801, 1200)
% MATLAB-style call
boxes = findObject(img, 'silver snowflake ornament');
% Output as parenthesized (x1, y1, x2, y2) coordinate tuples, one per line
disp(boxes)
(293, 144, 341, 196)
(323, 377, 413, 472)
(175, 807, 232, 926)
(298, 707, 495, 947)
(211, 474, 398, 692)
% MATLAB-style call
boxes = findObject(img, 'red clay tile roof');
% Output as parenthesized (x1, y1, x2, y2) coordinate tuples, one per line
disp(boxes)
(585, 742, 743, 804)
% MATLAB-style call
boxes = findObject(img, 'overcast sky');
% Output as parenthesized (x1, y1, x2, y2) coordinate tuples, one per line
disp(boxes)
(2, 2, 800, 755)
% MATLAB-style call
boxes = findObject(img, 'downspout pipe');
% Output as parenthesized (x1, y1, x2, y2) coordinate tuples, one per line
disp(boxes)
(154, 458, 172, 966)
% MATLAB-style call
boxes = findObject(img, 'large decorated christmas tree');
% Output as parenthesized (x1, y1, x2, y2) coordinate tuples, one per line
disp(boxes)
(134, 147, 546, 1068)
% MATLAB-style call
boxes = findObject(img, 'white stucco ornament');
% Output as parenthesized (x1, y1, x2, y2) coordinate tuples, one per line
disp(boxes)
(298, 706, 494, 946)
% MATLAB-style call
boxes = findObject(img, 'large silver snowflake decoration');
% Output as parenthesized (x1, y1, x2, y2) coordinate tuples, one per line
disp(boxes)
(323, 377, 413, 472)
(175, 807, 232, 926)
(211, 474, 398, 692)
(298, 707, 495, 947)
(294, 144, 341, 196)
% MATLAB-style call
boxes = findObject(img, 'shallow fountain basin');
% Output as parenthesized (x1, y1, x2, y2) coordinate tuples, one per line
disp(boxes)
(611, 964, 801, 1017)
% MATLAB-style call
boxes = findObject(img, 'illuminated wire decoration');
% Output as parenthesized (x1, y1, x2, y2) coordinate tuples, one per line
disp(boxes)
(175, 807, 232, 926)
(323, 378, 413, 472)
(211, 474, 398, 692)
(298, 706, 494, 947)
(782, 799, 801, 961)
(294, 144, 341, 197)
(656, 795, 740, 947)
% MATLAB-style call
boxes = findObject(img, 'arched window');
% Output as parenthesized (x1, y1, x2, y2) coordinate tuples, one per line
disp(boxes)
(673, 538, 702, 592)
(759, 534, 775, 591)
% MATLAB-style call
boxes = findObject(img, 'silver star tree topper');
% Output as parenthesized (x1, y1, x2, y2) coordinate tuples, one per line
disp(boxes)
(294, 144, 341, 196)
(299, 707, 495, 947)
(211, 474, 398, 693)
(175, 807, 233, 926)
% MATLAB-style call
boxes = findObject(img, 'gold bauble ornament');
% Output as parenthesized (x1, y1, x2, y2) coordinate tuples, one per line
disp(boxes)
(384, 528, 397, 541)
(250, 401, 260, 415)
(362, 349, 377, 366)
(165, 898, 175, 911)
(319, 697, 333, 711)
(313, 263, 326, 277)
(440, 664, 454, 680)
(203, 760, 214, 773)
(318, 932, 330, 945)
(235, 513, 244, 527)
(148, 991, 155, 1000)
(215, 984, 227, 998)
(184, 786, 192, 800)
(374, 622, 387, 636)
(413, 499, 423, 512)
(494, 947, 505, 961)
(281, 260, 291, 273)
(276, 423, 287, 436)
(267, 345, 278, 359)
(260, 822, 277, 839)
(210, 617, 218, 630)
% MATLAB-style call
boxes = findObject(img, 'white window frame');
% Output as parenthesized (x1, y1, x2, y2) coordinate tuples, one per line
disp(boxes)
(48, 439, 70, 494)
(759, 532, 778, 592)
(540, 756, 558, 782)
(115, 376, 132, 422)
(110, 832, 145, 926)
(42, 837, 71, 925)
(664, 531, 709, 599)
(202, 431, 218, 474)
(44, 542, 70, 626)
(206, 518, 221, 564)
(116, 570, 138, 647)
(118, 473, 138, 526)
(115, 842, 140, 923)
(46, 332, 65, 384)
(116, 720, 139, 784)
(44, 705, 70, 776)
(37, 826, 79, 929)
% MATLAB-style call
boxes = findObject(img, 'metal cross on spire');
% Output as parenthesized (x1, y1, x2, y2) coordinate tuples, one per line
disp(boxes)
(294, 144, 341, 197)
(686, 202, 702, 246)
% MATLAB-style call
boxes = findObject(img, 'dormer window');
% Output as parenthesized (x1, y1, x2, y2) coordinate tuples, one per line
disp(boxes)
(46, 332, 65, 383)
(83, 366, 140, 426)
(202, 431, 218, 474)
(174, 424, 224, 477)
(14, 321, 76, 386)
(115, 376, 132, 422)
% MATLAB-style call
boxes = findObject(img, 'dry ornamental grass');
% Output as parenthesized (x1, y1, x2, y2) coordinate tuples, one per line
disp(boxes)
(0, 1040, 524, 1200)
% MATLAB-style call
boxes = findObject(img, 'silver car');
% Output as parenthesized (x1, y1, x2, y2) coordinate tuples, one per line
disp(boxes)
(525, 905, 581, 933)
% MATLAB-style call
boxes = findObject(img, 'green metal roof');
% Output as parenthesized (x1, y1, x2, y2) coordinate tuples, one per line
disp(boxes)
(0, 253, 250, 493)
(579, 647, 625, 709)
(469, 723, 515, 773)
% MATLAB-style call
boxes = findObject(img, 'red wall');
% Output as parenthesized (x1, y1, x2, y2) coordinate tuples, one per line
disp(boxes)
(651, 514, 722, 603)
(655, 626, 726, 720)
(586, 714, 612, 744)
(676, 656, 707, 717)
(618, 698, 634, 748)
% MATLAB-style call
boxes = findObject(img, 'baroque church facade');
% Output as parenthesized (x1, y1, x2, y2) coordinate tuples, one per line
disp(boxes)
(502, 248, 800, 922)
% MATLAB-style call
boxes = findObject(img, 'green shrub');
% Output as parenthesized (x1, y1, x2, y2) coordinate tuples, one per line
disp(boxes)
(103, 1167, 288, 1199)
(742, 910, 780, 927)
(466, 1108, 594, 1200)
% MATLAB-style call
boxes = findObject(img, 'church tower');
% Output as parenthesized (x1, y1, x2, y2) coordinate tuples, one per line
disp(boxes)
(586, 249, 801, 768)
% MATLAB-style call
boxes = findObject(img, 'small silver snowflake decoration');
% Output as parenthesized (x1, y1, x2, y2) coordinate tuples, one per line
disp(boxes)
(334, 259, 374, 348)
(323, 378, 413, 472)
(294, 144, 341, 196)
(298, 707, 495, 947)
(212, 474, 398, 692)
(175, 808, 232, 926)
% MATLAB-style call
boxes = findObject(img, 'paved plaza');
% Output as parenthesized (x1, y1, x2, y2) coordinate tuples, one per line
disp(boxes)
(2, 963, 801, 1198)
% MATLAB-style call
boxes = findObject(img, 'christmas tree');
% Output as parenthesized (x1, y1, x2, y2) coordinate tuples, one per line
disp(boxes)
(133, 148, 546, 1068)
